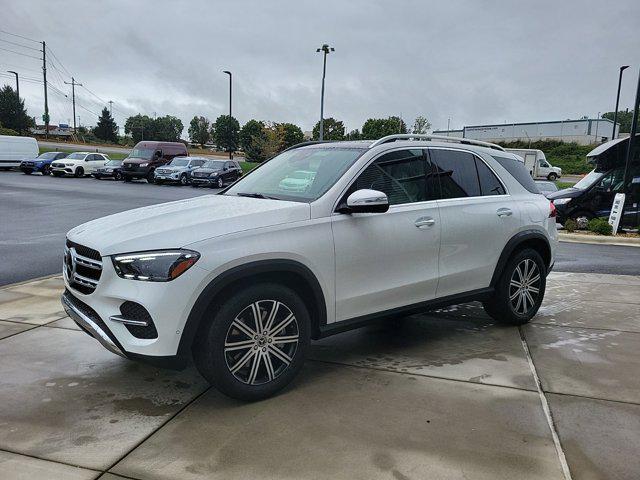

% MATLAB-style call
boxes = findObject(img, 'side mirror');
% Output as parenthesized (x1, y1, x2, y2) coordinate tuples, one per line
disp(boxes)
(341, 189, 389, 214)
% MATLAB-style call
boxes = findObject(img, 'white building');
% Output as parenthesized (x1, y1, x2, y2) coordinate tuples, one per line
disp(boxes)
(434, 118, 619, 145)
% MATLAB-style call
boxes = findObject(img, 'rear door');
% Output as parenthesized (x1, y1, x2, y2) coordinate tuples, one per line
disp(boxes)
(429, 148, 517, 297)
(332, 148, 441, 321)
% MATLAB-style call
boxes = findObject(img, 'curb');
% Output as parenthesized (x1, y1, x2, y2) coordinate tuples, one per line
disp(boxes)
(0, 273, 62, 290)
(559, 232, 640, 248)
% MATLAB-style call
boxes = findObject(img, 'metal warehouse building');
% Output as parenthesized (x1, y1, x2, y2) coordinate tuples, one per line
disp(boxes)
(434, 118, 619, 145)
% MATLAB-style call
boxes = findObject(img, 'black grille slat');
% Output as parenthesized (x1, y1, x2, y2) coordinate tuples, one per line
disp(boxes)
(66, 239, 101, 261)
(120, 302, 158, 339)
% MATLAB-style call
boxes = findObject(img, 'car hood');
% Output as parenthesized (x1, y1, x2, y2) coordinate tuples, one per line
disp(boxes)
(123, 157, 152, 165)
(158, 165, 187, 172)
(67, 194, 311, 256)
(56, 159, 86, 165)
(546, 187, 583, 200)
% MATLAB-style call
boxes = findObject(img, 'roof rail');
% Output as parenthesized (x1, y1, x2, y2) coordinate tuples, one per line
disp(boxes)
(368, 134, 505, 152)
(281, 140, 331, 152)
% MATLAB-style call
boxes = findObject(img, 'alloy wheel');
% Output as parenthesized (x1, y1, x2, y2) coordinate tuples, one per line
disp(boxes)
(224, 300, 299, 385)
(217, 177, 224, 188)
(509, 259, 541, 315)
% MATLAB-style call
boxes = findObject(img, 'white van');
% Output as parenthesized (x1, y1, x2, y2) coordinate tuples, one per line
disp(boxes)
(505, 148, 562, 180)
(0, 135, 39, 169)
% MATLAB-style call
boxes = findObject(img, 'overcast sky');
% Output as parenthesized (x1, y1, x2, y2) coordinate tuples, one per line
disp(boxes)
(1, 0, 639, 136)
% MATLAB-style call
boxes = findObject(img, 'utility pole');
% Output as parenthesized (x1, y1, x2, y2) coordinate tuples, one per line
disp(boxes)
(613, 66, 629, 140)
(622, 68, 640, 203)
(64, 77, 83, 133)
(594, 112, 601, 143)
(316, 44, 334, 141)
(42, 41, 49, 139)
(223, 70, 233, 159)
(108, 100, 113, 115)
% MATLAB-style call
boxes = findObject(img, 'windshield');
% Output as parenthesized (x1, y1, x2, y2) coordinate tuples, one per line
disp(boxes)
(37, 152, 60, 160)
(203, 160, 225, 169)
(225, 147, 365, 202)
(105, 160, 121, 166)
(170, 158, 189, 167)
(66, 153, 85, 160)
(128, 148, 155, 160)
(573, 170, 603, 190)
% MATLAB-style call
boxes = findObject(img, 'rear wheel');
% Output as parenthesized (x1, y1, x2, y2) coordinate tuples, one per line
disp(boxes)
(146, 170, 155, 183)
(74, 167, 84, 178)
(193, 283, 310, 401)
(42, 165, 51, 175)
(483, 248, 546, 326)
(547, 172, 558, 181)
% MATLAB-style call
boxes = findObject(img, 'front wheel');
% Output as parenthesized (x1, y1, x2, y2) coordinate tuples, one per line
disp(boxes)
(193, 283, 310, 401)
(547, 173, 558, 181)
(114, 171, 122, 181)
(483, 248, 546, 326)
(180, 173, 188, 186)
(146, 170, 155, 183)
(217, 177, 224, 188)
(74, 167, 84, 178)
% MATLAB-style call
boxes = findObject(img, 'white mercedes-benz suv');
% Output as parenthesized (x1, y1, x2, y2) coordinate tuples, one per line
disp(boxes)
(62, 135, 558, 400)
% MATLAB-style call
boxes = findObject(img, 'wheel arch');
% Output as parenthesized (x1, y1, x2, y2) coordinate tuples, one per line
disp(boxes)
(178, 259, 327, 359)
(490, 230, 552, 287)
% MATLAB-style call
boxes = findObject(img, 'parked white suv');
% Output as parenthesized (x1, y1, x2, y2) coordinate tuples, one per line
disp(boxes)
(51, 152, 109, 177)
(61, 135, 558, 400)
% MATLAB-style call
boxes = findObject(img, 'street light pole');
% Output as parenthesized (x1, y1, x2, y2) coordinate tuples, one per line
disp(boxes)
(613, 66, 629, 140)
(622, 68, 640, 201)
(316, 44, 334, 141)
(7, 70, 19, 100)
(223, 70, 232, 159)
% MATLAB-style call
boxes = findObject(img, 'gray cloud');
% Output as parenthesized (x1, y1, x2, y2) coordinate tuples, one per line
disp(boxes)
(2, 0, 639, 136)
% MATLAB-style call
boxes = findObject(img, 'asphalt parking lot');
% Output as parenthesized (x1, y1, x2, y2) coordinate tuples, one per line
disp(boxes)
(0, 272, 639, 479)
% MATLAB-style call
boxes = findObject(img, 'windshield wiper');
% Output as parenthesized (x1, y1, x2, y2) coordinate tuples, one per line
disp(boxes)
(235, 192, 280, 200)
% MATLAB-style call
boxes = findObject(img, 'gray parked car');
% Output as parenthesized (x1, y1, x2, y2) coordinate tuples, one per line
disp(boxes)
(154, 156, 208, 185)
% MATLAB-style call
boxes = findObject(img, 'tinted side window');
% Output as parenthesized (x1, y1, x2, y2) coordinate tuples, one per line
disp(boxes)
(430, 149, 480, 198)
(492, 155, 540, 194)
(353, 149, 426, 205)
(475, 158, 506, 195)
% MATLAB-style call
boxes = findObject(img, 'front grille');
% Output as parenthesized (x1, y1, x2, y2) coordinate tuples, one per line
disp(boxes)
(64, 239, 102, 294)
(120, 301, 158, 339)
(52, 163, 63, 168)
(193, 171, 209, 178)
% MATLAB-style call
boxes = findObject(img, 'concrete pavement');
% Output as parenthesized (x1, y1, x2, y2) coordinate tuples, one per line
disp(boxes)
(0, 272, 638, 479)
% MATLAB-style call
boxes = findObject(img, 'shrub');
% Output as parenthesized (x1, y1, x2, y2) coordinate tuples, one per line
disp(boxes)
(587, 218, 613, 235)
(563, 219, 577, 232)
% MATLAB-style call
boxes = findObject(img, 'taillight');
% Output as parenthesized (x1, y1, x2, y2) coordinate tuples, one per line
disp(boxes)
(549, 201, 557, 218)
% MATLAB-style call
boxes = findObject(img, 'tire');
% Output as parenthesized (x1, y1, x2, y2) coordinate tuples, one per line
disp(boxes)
(483, 248, 546, 326)
(180, 173, 188, 186)
(42, 165, 51, 175)
(193, 283, 311, 401)
(146, 170, 155, 183)
(547, 173, 558, 181)
(114, 171, 122, 181)
(75, 167, 84, 178)
(217, 177, 224, 188)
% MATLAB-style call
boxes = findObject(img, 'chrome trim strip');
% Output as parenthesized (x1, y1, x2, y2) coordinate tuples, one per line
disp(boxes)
(61, 294, 126, 358)
(109, 315, 149, 327)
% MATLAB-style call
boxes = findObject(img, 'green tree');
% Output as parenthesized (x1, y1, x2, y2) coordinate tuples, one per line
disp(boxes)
(345, 129, 361, 140)
(93, 107, 118, 142)
(188, 116, 211, 147)
(412, 115, 431, 134)
(154, 115, 183, 142)
(0, 85, 34, 134)
(239, 119, 267, 161)
(124, 114, 155, 142)
(277, 122, 304, 149)
(213, 115, 240, 153)
(602, 109, 634, 134)
(312, 117, 345, 140)
(361, 116, 407, 139)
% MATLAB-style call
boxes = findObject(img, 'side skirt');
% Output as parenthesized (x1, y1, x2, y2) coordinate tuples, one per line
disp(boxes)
(316, 287, 494, 339)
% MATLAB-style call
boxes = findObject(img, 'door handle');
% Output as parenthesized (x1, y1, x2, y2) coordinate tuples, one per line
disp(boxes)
(497, 208, 513, 217)
(415, 217, 436, 228)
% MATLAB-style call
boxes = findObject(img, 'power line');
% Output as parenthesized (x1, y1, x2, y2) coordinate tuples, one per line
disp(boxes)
(0, 37, 42, 52)
(46, 46, 72, 78)
(0, 46, 42, 60)
(0, 62, 41, 74)
(0, 29, 41, 44)
(80, 84, 106, 104)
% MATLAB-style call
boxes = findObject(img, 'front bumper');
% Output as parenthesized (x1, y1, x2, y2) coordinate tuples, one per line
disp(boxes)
(155, 172, 181, 181)
(191, 177, 217, 185)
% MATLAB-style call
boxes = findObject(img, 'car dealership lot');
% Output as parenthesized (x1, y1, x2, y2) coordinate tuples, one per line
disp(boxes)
(0, 272, 639, 479)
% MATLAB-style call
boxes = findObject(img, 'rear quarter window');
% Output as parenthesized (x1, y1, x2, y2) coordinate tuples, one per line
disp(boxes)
(491, 155, 540, 194)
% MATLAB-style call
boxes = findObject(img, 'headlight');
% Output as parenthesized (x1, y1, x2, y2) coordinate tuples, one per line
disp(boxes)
(139, 163, 149, 167)
(112, 249, 200, 282)
(66, 163, 74, 167)
(553, 198, 571, 205)
(209, 172, 219, 177)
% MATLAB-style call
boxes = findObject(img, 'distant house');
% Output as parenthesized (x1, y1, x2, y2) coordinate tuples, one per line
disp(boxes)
(30, 124, 73, 138)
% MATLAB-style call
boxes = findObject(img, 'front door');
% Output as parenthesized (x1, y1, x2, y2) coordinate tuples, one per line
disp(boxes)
(332, 148, 441, 322)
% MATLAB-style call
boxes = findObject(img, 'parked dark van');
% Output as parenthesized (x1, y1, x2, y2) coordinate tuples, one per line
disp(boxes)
(548, 135, 640, 228)
(121, 141, 188, 183)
